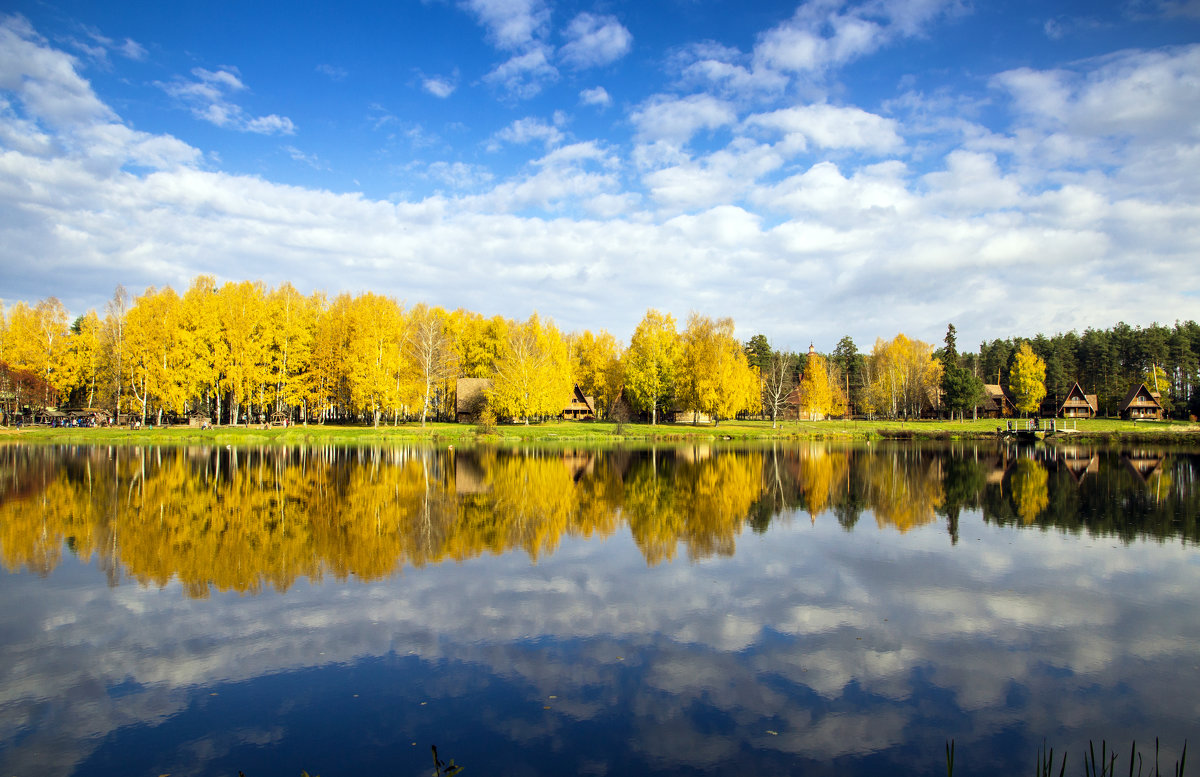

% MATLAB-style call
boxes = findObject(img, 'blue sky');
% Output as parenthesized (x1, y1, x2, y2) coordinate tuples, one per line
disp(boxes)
(2, 0, 1199, 351)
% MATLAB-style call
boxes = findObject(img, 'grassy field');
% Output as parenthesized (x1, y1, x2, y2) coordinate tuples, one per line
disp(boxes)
(3, 416, 1198, 446)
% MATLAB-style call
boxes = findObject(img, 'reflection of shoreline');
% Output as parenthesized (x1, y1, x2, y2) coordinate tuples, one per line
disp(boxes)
(1, 443, 1196, 595)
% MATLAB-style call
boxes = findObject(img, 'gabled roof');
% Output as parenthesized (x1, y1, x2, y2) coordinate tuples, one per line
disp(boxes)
(1118, 382, 1163, 413)
(569, 384, 597, 415)
(983, 384, 1013, 404)
(1059, 382, 1097, 413)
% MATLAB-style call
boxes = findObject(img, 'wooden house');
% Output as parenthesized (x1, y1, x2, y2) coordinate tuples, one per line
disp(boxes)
(671, 408, 713, 424)
(455, 378, 492, 423)
(1118, 383, 1164, 420)
(980, 384, 1015, 418)
(455, 379, 599, 422)
(1056, 383, 1098, 419)
(563, 384, 597, 420)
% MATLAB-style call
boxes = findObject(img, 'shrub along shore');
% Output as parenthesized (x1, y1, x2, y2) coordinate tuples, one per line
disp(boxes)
(4, 418, 1199, 446)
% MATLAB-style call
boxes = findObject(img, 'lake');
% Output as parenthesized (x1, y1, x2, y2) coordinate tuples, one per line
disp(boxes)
(0, 441, 1197, 776)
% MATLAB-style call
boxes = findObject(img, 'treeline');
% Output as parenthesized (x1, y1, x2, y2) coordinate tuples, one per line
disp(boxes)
(1, 276, 1197, 424)
(976, 322, 1200, 417)
(0, 278, 760, 426)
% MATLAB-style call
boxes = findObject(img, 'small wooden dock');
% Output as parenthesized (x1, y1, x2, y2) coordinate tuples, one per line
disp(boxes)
(999, 418, 1078, 441)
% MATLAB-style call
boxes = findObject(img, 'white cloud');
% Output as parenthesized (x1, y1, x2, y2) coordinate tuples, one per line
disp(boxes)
(996, 46, 1200, 141)
(488, 115, 565, 149)
(315, 63, 348, 81)
(284, 145, 328, 171)
(483, 46, 558, 99)
(4, 16, 1200, 351)
(559, 13, 632, 69)
(424, 161, 495, 189)
(579, 86, 611, 108)
(118, 37, 147, 61)
(920, 150, 1024, 213)
(752, 0, 960, 75)
(0, 15, 113, 126)
(754, 12, 882, 74)
(422, 73, 457, 98)
(460, 0, 550, 51)
(643, 140, 783, 212)
(631, 93, 738, 144)
(746, 103, 904, 153)
(157, 67, 296, 135)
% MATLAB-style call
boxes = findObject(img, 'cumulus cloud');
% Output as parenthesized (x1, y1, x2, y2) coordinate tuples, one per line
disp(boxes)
(995, 45, 1200, 141)
(746, 103, 904, 153)
(460, 0, 550, 51)
(579, 85, 611, 108)
(482, 46, 558, 99)
(643, 140, 783, 212)
(424, 160, 495, 189)
(3, 14, 1200, 349)
(0, 15, 113, 125)
(157, 67, 296, 135)
(421, 73, 458, 98)
(488, 115, 565, 149)
(752, 0, 961, 75)
(559, 13, 632, 68)
(631, 93, 738, 144)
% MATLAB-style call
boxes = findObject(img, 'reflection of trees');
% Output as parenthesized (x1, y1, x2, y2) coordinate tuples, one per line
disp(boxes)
(3, 443, 1199, 596)
(982, 449, 1200, 542)
(860, 448, 944, 532)
(625, 448, 763, 563)
(1010, 458, 1049, 525)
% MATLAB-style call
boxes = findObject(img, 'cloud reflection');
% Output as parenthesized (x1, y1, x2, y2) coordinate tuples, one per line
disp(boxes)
(0, 443, 1197, 775)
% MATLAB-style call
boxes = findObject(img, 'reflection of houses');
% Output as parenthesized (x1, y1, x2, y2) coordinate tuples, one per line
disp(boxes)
(1056, 446, 1099, 482)
(562, 450, 596, 481)
(677, 444, 714, 463)
(1118, 383, 1164, 420)
(980, 384, 1015, 418)
(983, 447, 1018, 484)
(1055, 383, 1098, 418)
(1121, 449, 1164, 482)
(454, 451, 489, 495)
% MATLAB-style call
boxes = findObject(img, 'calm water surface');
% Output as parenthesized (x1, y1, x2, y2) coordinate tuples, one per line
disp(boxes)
(1, 441, 1197, 776)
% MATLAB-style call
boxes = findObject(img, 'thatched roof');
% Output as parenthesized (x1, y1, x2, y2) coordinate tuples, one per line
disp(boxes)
(456, 378, 491, 414)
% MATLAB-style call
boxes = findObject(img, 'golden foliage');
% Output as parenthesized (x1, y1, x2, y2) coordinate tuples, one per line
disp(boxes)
(1010, 458, 1049, 525)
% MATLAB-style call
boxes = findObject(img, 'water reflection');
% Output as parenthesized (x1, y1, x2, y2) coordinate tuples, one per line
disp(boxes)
(1, 442, 1198, 595)
(1, 442, 1199, 777)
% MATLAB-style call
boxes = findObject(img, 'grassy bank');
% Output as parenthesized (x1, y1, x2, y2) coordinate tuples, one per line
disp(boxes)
(3, 417, 1199, 446)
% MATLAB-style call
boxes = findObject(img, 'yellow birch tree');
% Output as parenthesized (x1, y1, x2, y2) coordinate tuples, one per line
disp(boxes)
(571, 329, 622, 418)
(215, 281, 268, 425)
(1009, 342, 1047, 416)
(345, 292, 406, 427)
(489, 313, 572, 423)
(624, 309, 681, 425)
(406, 303, 457, 426)
(265, 282, 317, 419)
(678, 314, 757, 425)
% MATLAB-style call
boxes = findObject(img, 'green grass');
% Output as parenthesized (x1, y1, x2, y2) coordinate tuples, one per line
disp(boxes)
(3, 416, 1198, 446)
